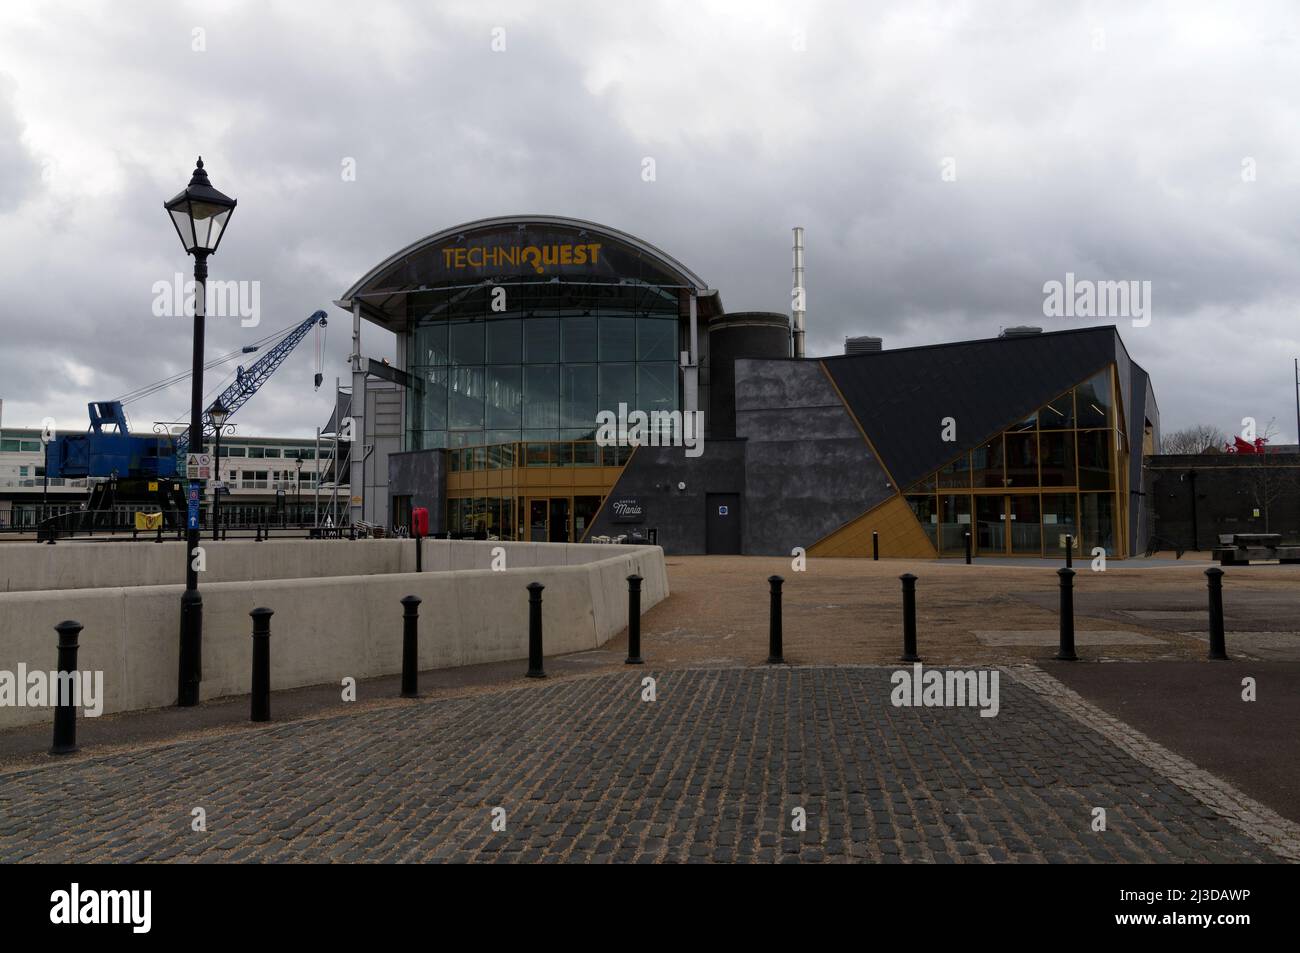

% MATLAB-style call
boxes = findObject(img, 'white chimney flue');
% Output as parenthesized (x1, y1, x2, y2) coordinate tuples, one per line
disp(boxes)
(791, 226, 806, 358)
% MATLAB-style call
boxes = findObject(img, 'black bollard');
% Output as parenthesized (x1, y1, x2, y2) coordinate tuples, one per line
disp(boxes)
(767, 575, 785, 664)
(50, 620, 83, 755)
(154, 523, 163, 544)
(401, 595, 421, 697)
(872, 531, 879, 561)
(250, 607, 273, 722)
(899, 573, 920, 662)
(1065, 534, 1074, 569)
(415, 535, 423, 573)
(255, 524, 263, 542)
(526, 582, 546, 678)
(177, 590, 203, 706)
(625, 574, 644, 664)
(964, 531, 972, 565)
(1056, 568, 1078, 660)
(1206, 568, 1228, 660)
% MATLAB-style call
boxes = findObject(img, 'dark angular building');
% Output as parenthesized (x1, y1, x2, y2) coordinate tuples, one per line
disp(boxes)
(342, 216, 1158, 558)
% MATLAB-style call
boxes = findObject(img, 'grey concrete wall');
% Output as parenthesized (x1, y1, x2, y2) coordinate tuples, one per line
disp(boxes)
(0, 538, 654, 593)
(388, 449, 447, 533)
(585, 441, 747, 554)
(734, 359, 893, 555)
(0, 543, 667, 729)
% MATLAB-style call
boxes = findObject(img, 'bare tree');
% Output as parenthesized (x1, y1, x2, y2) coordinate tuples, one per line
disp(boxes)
(1161, 424, 1226, 455)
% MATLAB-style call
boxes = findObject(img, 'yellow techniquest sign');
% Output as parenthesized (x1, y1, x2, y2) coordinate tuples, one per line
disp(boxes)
(441, 243, 603, 274)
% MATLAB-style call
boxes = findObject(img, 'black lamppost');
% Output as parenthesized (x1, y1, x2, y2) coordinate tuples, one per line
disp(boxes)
(165, 156, 236, 707)
(40, 422, 52, 536)
(295, 457, 303, 527)
(209, 400, 233, 541)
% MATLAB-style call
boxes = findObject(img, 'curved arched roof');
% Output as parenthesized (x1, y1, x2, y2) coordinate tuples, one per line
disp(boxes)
(337, 215, 718, 332)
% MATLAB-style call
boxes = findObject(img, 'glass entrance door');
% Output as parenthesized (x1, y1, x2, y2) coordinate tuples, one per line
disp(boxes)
(975, 496, 1005, 555)
(528, 499, 548, 542)
(548, 498, 570, 542)
(1008, 494, 1042, 555)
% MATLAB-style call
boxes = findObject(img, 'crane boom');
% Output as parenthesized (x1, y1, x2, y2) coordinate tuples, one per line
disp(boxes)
(176, 310, 327, 457)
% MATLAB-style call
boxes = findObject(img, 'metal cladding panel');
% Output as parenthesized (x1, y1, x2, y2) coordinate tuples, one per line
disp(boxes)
(821, 326, 1122, 490)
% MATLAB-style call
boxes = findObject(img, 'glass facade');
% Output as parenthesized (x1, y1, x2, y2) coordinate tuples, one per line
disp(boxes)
(904, 366, 1128, 557)
(405, 282, 681, 450)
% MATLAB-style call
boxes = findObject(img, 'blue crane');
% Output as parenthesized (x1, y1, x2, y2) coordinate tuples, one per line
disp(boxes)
(175, 310, 327, 457)
(48, 310, 328, 481)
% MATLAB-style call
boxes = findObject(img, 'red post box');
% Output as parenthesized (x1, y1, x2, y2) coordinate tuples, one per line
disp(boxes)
(412, 506, 429, 538)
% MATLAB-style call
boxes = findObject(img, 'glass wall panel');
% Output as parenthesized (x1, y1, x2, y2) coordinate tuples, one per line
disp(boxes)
(975, 496, 1005, 553)
(638, 318, 678, 361)
(600, 317, 636, 361)
(562, 316, 598, 362)
(448, 366, 484, 430)
(485, 367, 522, 429)
(1009, 494, 1041, 554)
(972, 438, 1005, 488)
(415, 321, 449, 366)
(1039, 430, 1075, 487)
(449, 319, 485, 366)
(1074, 370, 1112, 428)
(1004, 431, 1038, 487)
(560, 364, 598, 431)
(523, 317, 559, 363)
(1040, 390, 1075, 429)
(1042, 493, 1077, 556)
(906, 494, 938, 547)
(939, 494, 971, 554)
(1076, 429, 1112, 489)
(486, 318, 521, 364)
(600, 363, 637, 412)
(637, 363, 676, 415)
(523, 365, 559, 429)
(938, 454, 971, 489)
(1080, 493, 1115, 555)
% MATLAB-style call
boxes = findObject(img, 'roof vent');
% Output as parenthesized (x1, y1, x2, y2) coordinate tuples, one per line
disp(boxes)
(1000, 326, 1043, 338)
(845, 335, 882, 354)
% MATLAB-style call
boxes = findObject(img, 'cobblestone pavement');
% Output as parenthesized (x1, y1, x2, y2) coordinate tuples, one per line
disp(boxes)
(0, 667, 1282, 863)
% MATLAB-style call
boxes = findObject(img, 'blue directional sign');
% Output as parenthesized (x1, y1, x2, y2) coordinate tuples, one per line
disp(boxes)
(187, 499, 200, 530)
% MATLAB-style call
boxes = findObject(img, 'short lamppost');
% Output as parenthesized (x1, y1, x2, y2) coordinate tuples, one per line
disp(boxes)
(295, 457, 303, 527)
(209, 400, 234, 541)
(164, 156, 236, 707)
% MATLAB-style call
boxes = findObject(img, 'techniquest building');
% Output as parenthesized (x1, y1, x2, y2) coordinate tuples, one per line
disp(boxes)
(334, 215, 1159, 559)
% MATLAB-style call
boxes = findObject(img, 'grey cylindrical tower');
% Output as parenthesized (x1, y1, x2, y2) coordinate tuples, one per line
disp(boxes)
(707, 312, 792, 439)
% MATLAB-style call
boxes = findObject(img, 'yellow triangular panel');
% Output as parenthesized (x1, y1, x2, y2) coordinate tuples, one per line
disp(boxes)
(807, 495, 938, 558)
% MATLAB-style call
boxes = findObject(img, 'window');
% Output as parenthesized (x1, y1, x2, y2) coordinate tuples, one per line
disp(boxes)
(600, 317, 636, 361)
(264, 448, 281, 458)
(561, 316, 598, 362)
(486, 318, 522, 364)
(1074, 370, 1112, 428)
(971, 438, 1005, 488)
(524, 365, 559, 428)
(248, 447, 266, 458)
(449, 319, 485, 366)
(523, 317, 559, 363)
(1039, 431, 1075, 487)
(226, 446, 247, 457)
(638, 318, 677, 361)
(486, 367, 522, 429)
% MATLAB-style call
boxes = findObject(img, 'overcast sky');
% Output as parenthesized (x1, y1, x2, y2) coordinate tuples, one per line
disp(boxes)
(1, 0, 1298, 444)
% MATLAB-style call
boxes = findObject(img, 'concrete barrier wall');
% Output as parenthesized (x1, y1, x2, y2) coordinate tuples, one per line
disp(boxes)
(0, 538, 654, 592)
(0, 545, 667, 729)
